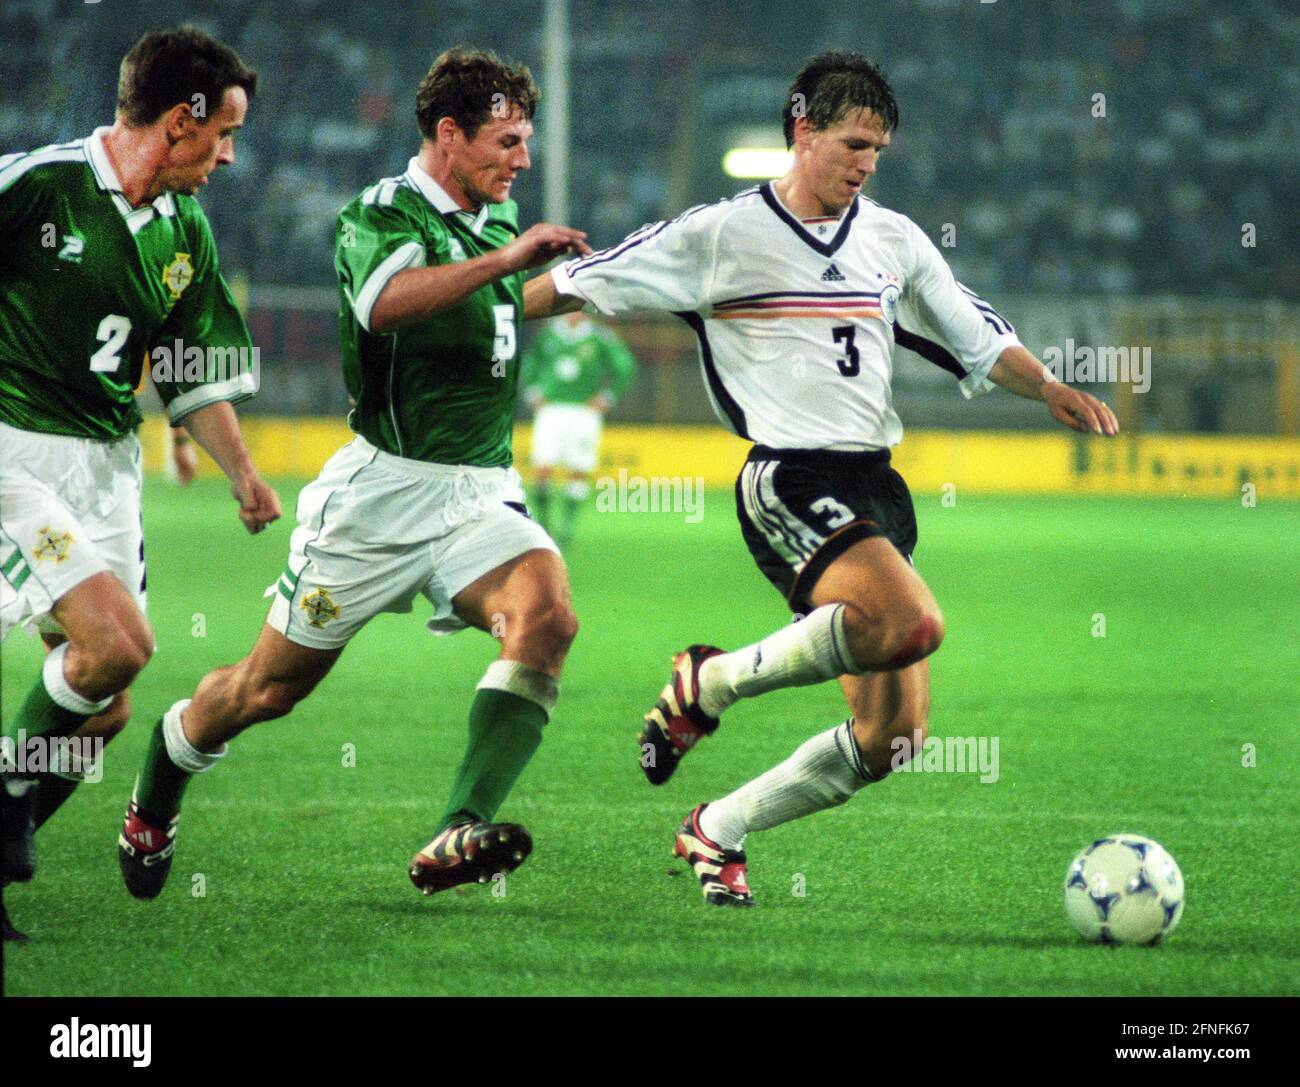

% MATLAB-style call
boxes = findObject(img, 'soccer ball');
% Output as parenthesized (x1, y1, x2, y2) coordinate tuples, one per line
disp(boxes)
(1063, 834, 1184, 946)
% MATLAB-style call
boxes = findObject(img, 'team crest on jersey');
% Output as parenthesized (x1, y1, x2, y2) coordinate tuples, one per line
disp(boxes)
(300, 587, 341, 628)
(33, 527, 73, 564)
(447, 238, 466, 262)
(162, 253, 194, 299)
(879, 282, 901, 324)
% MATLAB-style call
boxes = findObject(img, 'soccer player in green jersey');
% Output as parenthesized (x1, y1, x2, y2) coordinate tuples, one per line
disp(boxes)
(521, 313, 637, 545)
(0, 27, 280, 938)
(117, 48, 592, 900)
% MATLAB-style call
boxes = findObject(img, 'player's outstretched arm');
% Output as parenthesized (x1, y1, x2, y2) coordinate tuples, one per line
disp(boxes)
(180, 401, 282, 533)
(988, 345, 1119, 437)
(523, 270, 586, 321)
(371, 223, 590, 333)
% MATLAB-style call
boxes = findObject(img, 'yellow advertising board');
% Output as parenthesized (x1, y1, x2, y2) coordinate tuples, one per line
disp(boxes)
(142, 416, 1300, 499)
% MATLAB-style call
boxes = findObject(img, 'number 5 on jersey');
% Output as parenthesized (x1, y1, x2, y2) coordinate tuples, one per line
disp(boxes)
(491, 304, 516, 370)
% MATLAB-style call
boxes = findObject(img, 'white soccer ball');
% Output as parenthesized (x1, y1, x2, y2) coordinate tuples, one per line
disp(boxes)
(1063, 834, 1184, 946)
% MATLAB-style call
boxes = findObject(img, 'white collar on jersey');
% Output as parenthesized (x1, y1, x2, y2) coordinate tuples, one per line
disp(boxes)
(85, 127, 178, 233)
(404, 157, 490, 236)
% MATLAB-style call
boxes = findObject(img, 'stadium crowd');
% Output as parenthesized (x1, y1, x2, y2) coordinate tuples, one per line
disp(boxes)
(3, 0, 1295, 300)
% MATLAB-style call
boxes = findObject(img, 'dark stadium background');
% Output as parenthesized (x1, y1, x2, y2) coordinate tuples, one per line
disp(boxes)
(2, 0, 1297, 1005)
(4, 0, 1297, 431)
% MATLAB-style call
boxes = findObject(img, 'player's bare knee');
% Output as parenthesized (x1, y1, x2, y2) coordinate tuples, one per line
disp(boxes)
(881, 605, 944, 669)
(512, 600, 578, 656)
(73, 627, 150, 694)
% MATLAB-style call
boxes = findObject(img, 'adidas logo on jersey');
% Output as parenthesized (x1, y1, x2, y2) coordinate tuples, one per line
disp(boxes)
(821, 263, 845, 282)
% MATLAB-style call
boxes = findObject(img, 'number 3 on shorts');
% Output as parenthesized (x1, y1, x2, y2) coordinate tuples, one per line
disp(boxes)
(492, 305, 516, 362)
(90, 314, 132, 374)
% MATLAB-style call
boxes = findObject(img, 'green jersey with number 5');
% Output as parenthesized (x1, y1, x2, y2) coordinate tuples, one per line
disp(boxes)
(335, 161, 524, 467)
(0, 131, 256, 440)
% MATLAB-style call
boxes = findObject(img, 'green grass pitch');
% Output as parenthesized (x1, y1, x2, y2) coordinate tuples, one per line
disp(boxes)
(3, 476, 1297, 995)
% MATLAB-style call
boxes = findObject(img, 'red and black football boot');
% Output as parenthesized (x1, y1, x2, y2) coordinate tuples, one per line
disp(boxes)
(673, 803, 755, 907)
(408, 819, 533, 896)
(639, 644, 724, 785)
(117, 800, 179, 900)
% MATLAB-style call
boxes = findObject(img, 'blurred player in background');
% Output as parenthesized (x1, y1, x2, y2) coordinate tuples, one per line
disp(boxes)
(522, 311, 636, 545)
(117, 48, 591, 903)
(0, 27, 280, 940)
(527, 51, 1117, 907)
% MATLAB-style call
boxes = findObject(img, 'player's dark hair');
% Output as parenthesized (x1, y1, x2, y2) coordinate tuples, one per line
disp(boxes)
(783, 51, 899, 147)
(415, 47, 539, 142)
(117, 26, 257, 127)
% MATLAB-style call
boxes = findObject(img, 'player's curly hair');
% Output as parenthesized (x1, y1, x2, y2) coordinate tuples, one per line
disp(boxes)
(415, 47, 540, 142)
(117, 26, 257, 127)
(783, 51, 899, 148)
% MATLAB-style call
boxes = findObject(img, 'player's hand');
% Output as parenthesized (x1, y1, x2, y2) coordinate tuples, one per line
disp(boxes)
(503, 223, 592, 273)
(1044, 383, 1119, 436)
(232, 473, 282, 534)
(171, 436, 198, 485)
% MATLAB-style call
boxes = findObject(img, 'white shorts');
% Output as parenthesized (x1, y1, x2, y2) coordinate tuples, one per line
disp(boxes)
(265, 435, 558, 649)
(531, 403, 602, 475)
(0, 421, 145, 641)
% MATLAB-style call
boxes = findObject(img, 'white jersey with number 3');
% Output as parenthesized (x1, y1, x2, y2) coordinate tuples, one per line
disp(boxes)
(552, 182, 1022, 450)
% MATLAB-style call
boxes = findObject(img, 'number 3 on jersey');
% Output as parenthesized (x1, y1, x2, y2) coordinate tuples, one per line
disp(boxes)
(832, 324, 860, 377)
(89, 314, 132, 375)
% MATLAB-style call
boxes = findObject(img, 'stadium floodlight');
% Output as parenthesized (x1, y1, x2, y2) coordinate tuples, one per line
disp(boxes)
(722, 126, 791, 178)
(723, 147, 793, 178)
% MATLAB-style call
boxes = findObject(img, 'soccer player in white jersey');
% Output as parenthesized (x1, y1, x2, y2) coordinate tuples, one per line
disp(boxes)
(525, 52, 1118, 906)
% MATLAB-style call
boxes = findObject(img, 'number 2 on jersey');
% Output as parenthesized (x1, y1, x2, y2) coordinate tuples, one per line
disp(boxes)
(89, 314, 132, 375)
(832, 324, 860, 377)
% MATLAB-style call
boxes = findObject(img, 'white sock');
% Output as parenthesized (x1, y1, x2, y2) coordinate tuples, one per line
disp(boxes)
(162, 699, 226, 772)
(478, 660, 559, 718)
(697, 604, 860, 718)
(43, 642, 113, 716)
(698, 721, 875, 850)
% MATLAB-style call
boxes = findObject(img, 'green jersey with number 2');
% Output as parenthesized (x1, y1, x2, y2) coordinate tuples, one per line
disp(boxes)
(336, 165, 524, 467)
(0, 131, 256, 440)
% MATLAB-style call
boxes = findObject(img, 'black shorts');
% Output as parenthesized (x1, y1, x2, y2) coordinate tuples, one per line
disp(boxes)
(734, 445, 918, 615)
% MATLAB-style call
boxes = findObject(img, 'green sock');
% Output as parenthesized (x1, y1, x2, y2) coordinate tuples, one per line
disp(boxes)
(5, 675, 89, 747)
(436, 689, 546, 832)
(133, 718, 193, 821)
(34, 774, 81, 829)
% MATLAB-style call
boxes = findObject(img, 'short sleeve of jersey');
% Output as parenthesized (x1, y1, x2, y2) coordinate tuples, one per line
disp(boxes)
(336, 194, 432, 333)
(151, 202, 258, 424)
(898, 218, 1021, 398)
(551, 207, 717, 316)
(0, 156, 44, 239)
